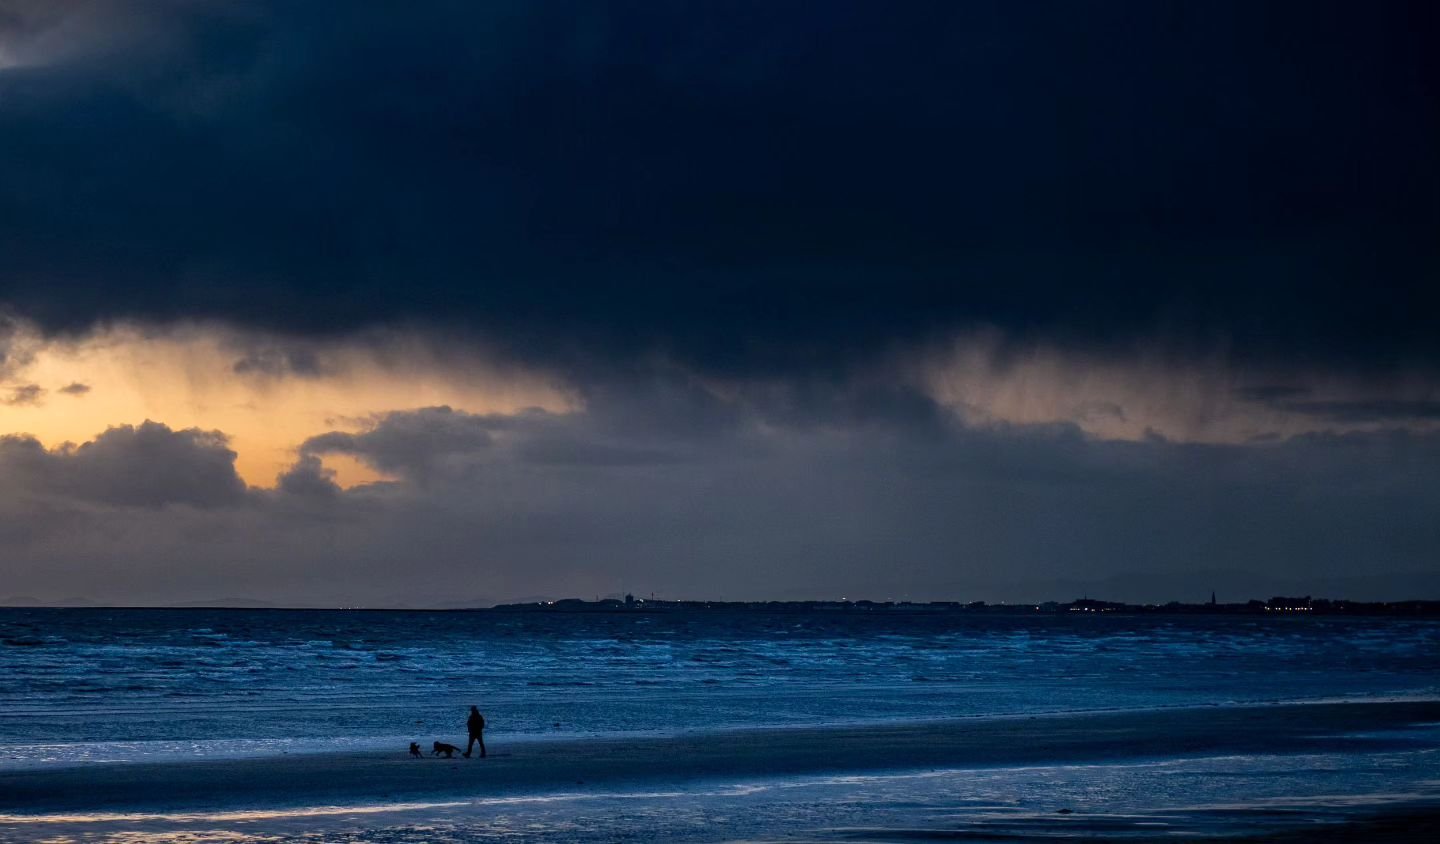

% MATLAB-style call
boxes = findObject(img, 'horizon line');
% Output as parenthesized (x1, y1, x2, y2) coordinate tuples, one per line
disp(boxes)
(4, 594, 1440, 612)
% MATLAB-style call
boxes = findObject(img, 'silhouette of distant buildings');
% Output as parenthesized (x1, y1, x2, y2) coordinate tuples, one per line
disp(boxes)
(491, 594, 1440, 617)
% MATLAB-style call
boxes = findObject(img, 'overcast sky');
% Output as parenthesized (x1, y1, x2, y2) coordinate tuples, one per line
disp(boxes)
(1, 1, 1436, 606)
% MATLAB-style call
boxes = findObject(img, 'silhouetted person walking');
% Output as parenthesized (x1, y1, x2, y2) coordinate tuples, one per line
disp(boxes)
(464, 705, 486, 758)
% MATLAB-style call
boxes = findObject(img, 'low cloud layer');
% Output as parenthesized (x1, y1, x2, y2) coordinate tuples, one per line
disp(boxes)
(2, 376, 1437, 606)
(916, 333, 1440, 444)
(0, 421, 246, 509)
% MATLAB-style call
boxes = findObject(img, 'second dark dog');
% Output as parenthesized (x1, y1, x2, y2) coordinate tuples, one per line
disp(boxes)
(409, 742, 422, 758)
(432, 741, 462, 758)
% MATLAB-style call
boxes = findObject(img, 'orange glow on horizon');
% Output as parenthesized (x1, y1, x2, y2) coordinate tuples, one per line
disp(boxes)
(0, 324, 573, 488)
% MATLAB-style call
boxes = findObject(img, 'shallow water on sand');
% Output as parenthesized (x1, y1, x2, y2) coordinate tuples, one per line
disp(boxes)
(6, 743, 1440, 842)
(2, 608, 1438, 768)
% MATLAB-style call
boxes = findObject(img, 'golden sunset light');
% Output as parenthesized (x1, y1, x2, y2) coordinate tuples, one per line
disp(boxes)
(0, 323, 573, 487)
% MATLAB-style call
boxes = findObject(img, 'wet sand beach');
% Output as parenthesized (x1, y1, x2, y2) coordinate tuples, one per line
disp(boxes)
(4, 699, 1436, 817)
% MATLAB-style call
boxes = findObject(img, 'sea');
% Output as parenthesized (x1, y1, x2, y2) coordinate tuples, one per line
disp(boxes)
(2, 607, 1439, 841)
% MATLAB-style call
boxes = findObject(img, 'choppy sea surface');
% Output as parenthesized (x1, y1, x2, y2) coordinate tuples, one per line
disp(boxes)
(1, 608, 1437, 768)
(3, 608, 1439, 841)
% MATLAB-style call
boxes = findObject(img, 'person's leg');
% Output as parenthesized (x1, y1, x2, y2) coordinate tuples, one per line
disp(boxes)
(479, 734, 486, 758)
(464, 736, 475, 757)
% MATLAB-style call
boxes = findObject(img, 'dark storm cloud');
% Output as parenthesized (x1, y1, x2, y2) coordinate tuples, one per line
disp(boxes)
(1233, 385, 1311, 403)
(0, 1, 1436, 372)
(1235, 384, 1440, 423)
(0, 420, 248, 508)
(1274, 399, 1440, 423)
(56, 381, 90, 396)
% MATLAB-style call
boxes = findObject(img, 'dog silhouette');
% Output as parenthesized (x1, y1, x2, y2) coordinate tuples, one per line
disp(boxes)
(432, 741, 462, 758)
(409, 742, 422, 758)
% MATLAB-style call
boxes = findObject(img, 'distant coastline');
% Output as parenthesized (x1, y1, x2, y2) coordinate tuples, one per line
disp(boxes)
(491, 594, 1440, 617)
(5, 595, 1439, 615)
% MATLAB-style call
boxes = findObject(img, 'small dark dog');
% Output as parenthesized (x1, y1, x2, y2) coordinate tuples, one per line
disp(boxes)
(432, 741, 462, 758)
(409, 742, 422, 758)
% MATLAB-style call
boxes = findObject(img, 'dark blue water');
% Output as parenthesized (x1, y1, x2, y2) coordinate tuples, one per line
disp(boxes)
(2, 608, 1437, 768)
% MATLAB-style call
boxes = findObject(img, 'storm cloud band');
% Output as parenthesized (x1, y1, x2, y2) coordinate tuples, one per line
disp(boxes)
(0, 0, 1436, 373)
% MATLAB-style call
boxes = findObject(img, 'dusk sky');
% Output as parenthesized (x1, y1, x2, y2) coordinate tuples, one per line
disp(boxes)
(0, 1, 1436, 606)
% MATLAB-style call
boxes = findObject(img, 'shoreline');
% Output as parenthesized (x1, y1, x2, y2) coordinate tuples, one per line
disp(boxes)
(7, 600, 1440, 616)
(8, 693, 1436, 773)
(3, 699, 1437, 816)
